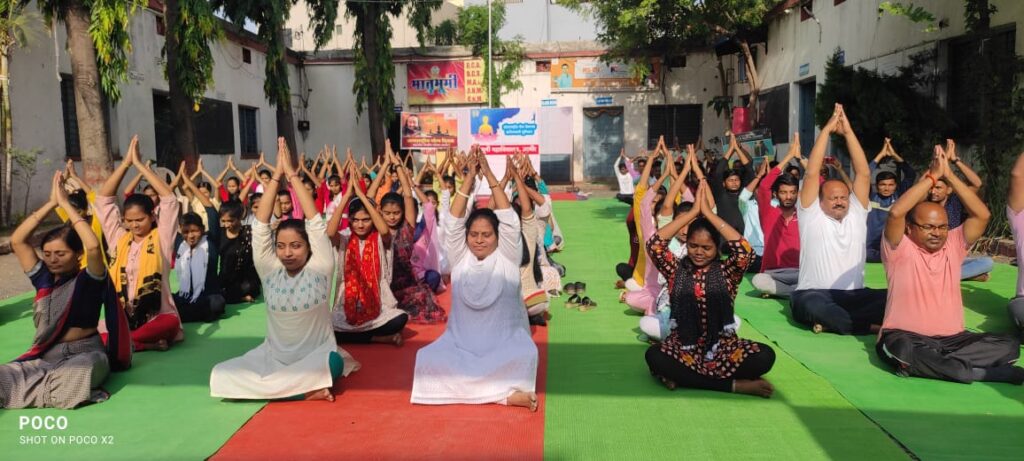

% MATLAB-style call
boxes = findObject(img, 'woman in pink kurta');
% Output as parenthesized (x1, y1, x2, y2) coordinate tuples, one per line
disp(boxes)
(95, 137, 183, 351)
(625, 189, 663, 315)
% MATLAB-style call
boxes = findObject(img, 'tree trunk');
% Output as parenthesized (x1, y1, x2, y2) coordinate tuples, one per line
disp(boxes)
(163, 0, 199, 172)
(1, 51, 12, 226)
(271, 43, 297, 156)
(64, 0, 112, 188)
(361, 5, 387, 159)
(739, 40, 761, 126)
(715, 54, 732, 122)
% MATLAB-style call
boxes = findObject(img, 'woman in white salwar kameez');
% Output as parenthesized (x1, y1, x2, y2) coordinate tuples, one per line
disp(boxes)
(210, 139, 358, 402)
(411, 149, 538, 411)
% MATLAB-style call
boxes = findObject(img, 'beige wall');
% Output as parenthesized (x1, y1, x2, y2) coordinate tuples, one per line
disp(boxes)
(285, 1, 463, 52)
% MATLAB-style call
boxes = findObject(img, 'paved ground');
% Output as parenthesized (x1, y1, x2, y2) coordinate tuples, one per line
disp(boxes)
(0, 252, 33, 299)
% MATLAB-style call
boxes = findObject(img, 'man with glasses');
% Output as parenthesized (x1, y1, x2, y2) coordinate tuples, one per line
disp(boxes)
(875, 145, 1023, 384)
(789, 105, 887, 335)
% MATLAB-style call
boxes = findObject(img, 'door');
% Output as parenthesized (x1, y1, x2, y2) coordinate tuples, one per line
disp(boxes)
(582, 107, 624, 180)
(798, 80, 816, 157)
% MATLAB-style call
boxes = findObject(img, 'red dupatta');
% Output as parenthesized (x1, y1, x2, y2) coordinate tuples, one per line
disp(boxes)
(344, 231, 382, 326)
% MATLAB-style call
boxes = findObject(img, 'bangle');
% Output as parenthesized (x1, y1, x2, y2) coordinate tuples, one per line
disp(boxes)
(456, 190, 470, 199)
(489, 183, 500, 189)
(925, 173, 937, 187)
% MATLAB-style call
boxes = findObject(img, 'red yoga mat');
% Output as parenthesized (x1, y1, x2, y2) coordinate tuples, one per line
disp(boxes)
(212, 290, 547, 460)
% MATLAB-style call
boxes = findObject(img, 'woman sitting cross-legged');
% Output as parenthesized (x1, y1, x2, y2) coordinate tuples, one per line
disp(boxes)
(95, 136, 183, 351)
(327, 163, 408, 345)
(411, 148, 539, 411)
(644, 175, 776, 398)
(1, 173, 131, 409)
(210, 139, 359, 402)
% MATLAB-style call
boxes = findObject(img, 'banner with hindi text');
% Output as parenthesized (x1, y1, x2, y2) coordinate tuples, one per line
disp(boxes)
(407, 59, 487, 105)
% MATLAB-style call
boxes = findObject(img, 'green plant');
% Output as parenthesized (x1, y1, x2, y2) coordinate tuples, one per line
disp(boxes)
(878, 2, 938, 32)
(9, 147, 45, 215)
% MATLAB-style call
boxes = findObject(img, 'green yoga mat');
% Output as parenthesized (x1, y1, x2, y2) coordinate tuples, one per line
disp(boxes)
(0, 273, 267, 460)
(737, 262, 1024, 461)
(544, 199, 908, 460)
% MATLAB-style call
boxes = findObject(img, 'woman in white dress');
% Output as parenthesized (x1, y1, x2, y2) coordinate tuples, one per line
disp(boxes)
(210, 139, 358, 402)
(411, 149, 539, 411)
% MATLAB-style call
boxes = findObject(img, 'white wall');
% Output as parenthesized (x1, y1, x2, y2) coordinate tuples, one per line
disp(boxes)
(9, 6, 300, 214)
(285, 1, 462, 52)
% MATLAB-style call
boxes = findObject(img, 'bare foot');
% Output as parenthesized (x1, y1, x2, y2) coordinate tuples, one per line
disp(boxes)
(372, 333, 403, 347)
(242, 295, 254, 303)
(967, 273, 990, 282)
(812, 324, 824, 334)
(734, 379, 774, 398)
(869, 324, 882, 334)
(658, 376, 677, 390)
(614, 280, 626, 289)
(142, 339, 169, 351)
(507, 391, 539, 412)
(304, 388, 334, 402)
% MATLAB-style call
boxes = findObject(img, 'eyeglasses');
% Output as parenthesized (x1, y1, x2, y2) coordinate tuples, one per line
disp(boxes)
(910, 222, 949, 232)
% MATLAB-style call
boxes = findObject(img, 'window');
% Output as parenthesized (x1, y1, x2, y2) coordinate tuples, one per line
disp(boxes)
(647, 105, 702, 149)
(60, 75, 81, 159)
(737, 48, 757, 83)
(242, 48, 252, 64)
(238, 106, 259, 158)
(156, 15, 165, 36)
(756, 84, 790, 144)
(536, 60, 551, 73)
(800, 0, 813, 21)
(153, 93, 235, 163)
(948, 27, 1016, 139)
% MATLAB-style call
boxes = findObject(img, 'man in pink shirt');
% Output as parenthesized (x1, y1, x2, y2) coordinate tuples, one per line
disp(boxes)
(877, 146, 1022, 384)
(1009, 151, 1024, 338)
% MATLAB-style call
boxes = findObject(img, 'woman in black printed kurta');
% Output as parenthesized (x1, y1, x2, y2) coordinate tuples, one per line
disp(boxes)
(645, 178, 776, 398)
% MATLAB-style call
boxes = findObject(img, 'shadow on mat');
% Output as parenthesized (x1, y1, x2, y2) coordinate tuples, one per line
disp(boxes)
(962, 285, 1016, 335)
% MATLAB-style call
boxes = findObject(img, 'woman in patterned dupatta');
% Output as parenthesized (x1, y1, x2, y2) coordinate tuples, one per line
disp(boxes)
(1, 173, 131, 409)
(328, 163, 408, 345)
(95, 136, 182, 351)
(644, 170, 776, 398)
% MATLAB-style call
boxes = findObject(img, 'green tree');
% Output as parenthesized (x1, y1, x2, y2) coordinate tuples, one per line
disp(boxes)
(562, 0, 773, 123)
(815, 50, 954, 165)
(430, 4, 523, 107)
(452, 3, 523, 107)
(0, 0, 40, 225)
(214, 0, 340, 156)
(162, 0, 221, 171)
(347, 0, 441, 157)
(25, 0, 144, 188)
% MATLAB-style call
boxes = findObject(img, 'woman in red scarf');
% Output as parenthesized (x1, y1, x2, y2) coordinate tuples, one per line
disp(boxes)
(328, 163, 408, 345)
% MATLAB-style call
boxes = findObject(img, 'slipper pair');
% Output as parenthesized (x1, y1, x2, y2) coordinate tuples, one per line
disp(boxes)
(563, 282, 587, 296)
(566, 294, 597, 311)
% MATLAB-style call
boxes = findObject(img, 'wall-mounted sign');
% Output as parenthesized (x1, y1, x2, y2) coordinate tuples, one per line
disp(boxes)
(551, 57, 660, 92)
(400, 112, 458, 149)
(594, 96, 614, 106)
(541, 98, 557, 107)
(469, 108, 539, 155)
(407, 59, 487, 105)
(798, 63, 810, 77)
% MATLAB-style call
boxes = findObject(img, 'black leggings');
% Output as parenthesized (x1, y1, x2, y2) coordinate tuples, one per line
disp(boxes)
(173, 293, 226, 323)
(334, 314, 408, 344)
(223, 278, 261, 304)
(645, 344, 776, 393)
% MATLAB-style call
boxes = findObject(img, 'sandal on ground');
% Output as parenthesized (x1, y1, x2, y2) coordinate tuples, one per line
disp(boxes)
(578, 297, 597, 312)
(575, 282, 587, 296)
(566, 294, 581, 308)
(563, 283, 577, 296)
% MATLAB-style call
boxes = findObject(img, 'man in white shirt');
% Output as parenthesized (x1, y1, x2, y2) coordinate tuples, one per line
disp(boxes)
(614, 150, 635, 204)
(790, 105, 887, 335)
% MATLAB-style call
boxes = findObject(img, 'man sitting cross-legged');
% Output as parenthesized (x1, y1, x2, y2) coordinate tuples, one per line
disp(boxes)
(751, 133, 802, 298)
(789, 104, 887, 335)
(876, 146, 1023, 385)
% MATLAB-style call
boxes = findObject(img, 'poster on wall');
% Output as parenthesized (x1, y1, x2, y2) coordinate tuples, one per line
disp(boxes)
(400, 112, 459, 149)
(550, 57, 661, 91)
(469, 108, 540, 155)
(728, 128, 775, 166)
(407, 59, 487, 105)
